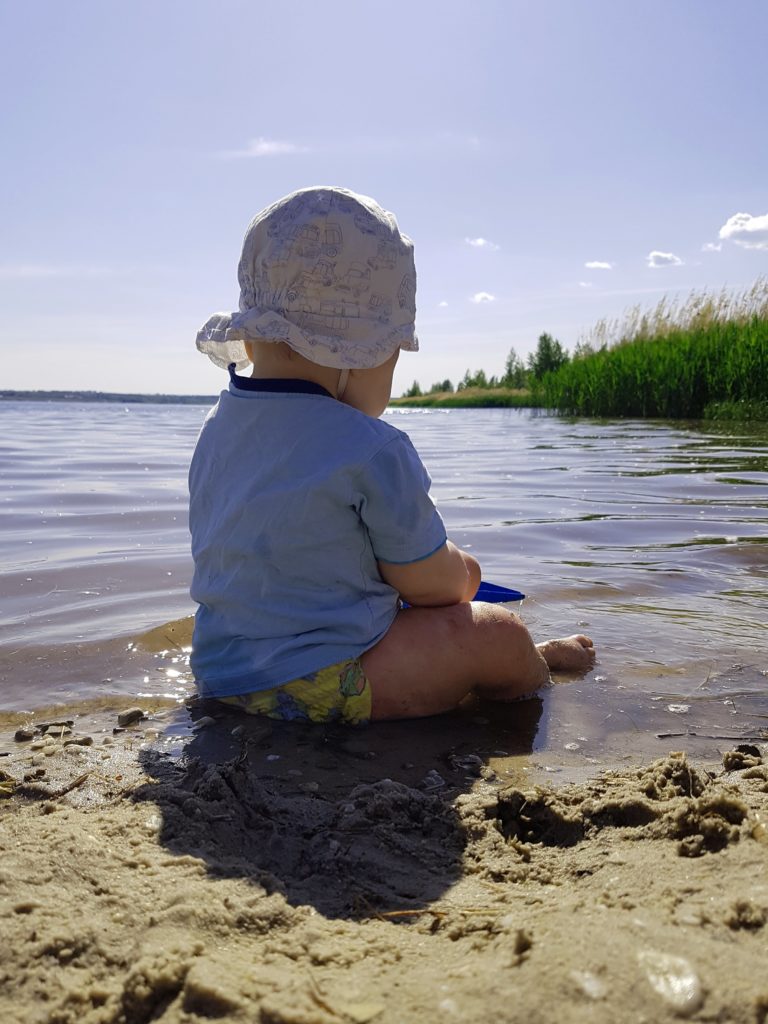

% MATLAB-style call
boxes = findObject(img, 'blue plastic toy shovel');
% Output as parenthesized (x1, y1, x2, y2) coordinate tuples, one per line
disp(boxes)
(473, 581, 525, 602)
(402, 580, 524, 608)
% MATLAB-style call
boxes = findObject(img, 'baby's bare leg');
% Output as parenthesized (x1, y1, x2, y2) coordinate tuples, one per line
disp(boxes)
(361, 602, 595, 721)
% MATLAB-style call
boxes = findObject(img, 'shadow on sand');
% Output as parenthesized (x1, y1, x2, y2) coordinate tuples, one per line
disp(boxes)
(134, 697, 543, 919)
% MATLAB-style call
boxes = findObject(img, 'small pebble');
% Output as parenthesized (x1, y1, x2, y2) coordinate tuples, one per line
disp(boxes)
(64, 736, 93, 747)
(192, 716, 216, 730)
(14, 728, 35, 742)
(30, 741, 47, 751)
(570, 969, 607, 1000)
(39, 720, 73, 733)
(637, 949, 703, 1015)
(452, 754, 483, 773)
(117, 708, 145, 728)
(421, 769, 446, 790)
(676, 912, 703, 927)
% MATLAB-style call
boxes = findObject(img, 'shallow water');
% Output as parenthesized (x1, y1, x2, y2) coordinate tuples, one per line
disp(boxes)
(1, 400, 766, 767)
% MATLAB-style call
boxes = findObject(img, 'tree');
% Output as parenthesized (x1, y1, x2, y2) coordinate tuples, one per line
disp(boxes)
(458, 368, 489, 390)
(429, 379, 454, 394)
(527, 333, 569, 379)
(404, 380, 422, 397)
(502, 347, 528, 388)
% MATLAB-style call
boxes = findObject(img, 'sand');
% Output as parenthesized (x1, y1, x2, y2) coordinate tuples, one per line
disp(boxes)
(1, 708, 767, 1024)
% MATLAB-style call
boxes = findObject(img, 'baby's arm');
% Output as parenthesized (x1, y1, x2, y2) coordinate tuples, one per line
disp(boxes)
(378, 542, 481, 607)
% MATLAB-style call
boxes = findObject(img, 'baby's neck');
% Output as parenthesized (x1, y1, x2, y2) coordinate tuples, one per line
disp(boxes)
(248, 341, 342, 397)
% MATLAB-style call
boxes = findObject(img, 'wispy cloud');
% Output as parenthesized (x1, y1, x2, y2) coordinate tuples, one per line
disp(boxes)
(0, 263, 114, 279)
(470, 291, 496, 303)
(584, 260, 613, 270)
(578, 281, 594, 289)
(465, 237, 500, 251)
(217, 136, 309, 159)
(718, 211, 768, 250)
(438, 300, 449, 307)
(702, 242, 722, 253)
(646, 250, 683, 269)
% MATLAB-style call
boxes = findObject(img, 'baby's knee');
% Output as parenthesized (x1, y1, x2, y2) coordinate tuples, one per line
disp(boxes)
(471, 603, 530, 642)
(472, 601, 521, 625)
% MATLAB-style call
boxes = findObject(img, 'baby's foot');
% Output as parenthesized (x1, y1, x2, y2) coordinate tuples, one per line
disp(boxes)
(536, 635, 595, 673)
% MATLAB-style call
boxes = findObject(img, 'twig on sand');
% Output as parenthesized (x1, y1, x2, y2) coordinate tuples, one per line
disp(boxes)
(17, 772, 90, 800)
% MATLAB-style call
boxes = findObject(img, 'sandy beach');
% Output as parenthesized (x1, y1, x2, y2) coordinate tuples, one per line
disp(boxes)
(2, 703, 767, 1024)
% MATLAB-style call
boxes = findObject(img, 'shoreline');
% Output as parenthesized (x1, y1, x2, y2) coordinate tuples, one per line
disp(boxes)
(2, 708, 767, 1024)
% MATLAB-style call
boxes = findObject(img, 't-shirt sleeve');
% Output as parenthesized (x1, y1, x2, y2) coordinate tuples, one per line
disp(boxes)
(353, 433, 447, 564)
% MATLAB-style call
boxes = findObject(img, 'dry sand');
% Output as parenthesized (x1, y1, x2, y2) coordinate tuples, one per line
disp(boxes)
(1, 706, 767, 1024)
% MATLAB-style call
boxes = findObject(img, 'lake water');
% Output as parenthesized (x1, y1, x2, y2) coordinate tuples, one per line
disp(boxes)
(1, 400, 766, 767)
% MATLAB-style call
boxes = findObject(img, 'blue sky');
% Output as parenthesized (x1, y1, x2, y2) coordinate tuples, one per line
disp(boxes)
(2, 0, 767, 395)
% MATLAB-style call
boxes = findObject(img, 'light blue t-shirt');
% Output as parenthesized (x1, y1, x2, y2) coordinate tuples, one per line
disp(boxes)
(188, 374, 447, 698)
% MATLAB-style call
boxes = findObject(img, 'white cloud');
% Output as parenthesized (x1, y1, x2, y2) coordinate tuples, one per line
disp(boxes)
(470, 291, 496, 303)
(718, 211, 768, 250)
(702, 242, 722, 253)
(578, 281, 594, 288)
(465, 237, 500, 251)
(584, 261, 613, 270)
(217, 136, 308, 159)
(438, 300, 449, 307)
(646, 250, 683, 269)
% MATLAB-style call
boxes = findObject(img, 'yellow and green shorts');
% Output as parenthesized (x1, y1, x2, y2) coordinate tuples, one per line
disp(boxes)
(217, 658, 371, 725)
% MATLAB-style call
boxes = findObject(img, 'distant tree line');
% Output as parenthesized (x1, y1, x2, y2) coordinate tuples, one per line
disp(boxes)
(403, 333, 569, 398)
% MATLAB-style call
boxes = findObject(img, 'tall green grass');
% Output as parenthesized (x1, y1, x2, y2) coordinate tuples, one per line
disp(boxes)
(539, 279, 768, 418)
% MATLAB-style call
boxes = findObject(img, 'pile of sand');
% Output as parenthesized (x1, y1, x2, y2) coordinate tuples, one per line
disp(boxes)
(1, 717, 767, 1024)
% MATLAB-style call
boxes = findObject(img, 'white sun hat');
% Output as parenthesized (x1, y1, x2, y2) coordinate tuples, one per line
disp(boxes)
(196, 186, 418, 371)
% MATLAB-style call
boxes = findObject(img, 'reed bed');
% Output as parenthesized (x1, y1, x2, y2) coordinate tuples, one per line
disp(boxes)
(539, 279, 768, 419)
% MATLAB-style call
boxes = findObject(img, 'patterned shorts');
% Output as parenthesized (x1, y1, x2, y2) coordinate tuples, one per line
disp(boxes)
(217, 658, 371, 725)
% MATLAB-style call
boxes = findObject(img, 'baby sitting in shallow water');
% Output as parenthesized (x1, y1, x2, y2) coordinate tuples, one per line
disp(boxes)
(188, 186, 595, 724)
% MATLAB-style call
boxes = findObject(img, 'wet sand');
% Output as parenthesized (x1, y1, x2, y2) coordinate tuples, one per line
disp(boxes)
(2, 707, 767, 1024)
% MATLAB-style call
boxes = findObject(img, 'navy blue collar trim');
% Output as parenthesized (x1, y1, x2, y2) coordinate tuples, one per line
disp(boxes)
(228, 363, 333, 398)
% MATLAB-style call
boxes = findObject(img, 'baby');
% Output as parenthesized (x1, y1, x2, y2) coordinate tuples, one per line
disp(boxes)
(189, 186, 594, 724)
